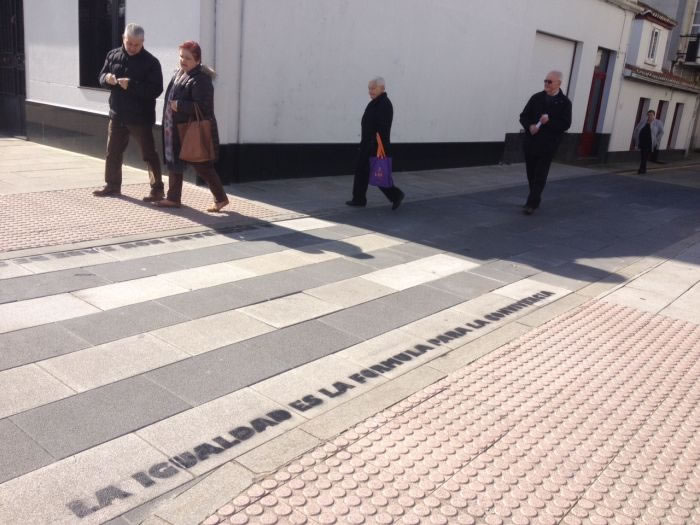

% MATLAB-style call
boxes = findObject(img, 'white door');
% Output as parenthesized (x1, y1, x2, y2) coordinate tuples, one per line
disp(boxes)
(529, 32, 576, 95)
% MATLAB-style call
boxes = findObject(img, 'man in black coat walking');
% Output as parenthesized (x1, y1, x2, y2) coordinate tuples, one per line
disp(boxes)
(93, 23, 165, 200)
(347, 77, 404, 210)
(519, 70, 572, 215)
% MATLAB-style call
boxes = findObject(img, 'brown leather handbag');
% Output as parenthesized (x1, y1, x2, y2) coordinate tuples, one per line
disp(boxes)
(177, 103, 215, 163)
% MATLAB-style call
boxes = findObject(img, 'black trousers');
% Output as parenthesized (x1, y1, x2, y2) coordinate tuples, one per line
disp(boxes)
(650, 147, 659, 162)
(105, 119, 163, 193)
(524, 149, 554, 209)
(352, 150, 402, 204)
(639, 148, 651, 173)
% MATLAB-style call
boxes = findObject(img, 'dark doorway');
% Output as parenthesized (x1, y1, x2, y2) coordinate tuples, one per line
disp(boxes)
(666, 103, 684, 150)
(656, 100, 668, 123)
(0, 0, 26, 136)
(578, 48, 611, 157)
(630, 97, 650, 150)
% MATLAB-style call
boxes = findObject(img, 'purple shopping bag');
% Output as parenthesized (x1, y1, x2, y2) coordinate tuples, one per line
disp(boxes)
(369, 133, 393, 188)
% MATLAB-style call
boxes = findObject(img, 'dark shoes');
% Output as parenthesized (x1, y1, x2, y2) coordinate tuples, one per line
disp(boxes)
(345, 200, 366, 207)
(93, 186, 121, 197)
(523, 206, 535, 215)
(143, 192, 165, 202)
(155, 199, 181, 208)
(392, 190, 405, 211)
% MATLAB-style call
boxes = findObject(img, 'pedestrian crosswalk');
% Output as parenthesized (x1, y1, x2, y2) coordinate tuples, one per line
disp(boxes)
(0, 215, 575, 524)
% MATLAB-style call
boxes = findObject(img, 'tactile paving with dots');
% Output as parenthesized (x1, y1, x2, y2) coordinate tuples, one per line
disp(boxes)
(0, 183, 303, 252)
(202, 300, 700, 525)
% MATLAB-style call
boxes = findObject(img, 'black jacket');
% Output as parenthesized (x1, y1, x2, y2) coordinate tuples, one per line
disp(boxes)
(519, 90, 572, 153)
(99, 46, 163, 125)
(360, 92, 393, 156)
(162, 65, 220, 163)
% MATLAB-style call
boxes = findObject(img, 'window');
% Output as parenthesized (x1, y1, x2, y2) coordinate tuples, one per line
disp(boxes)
(78, 0, 125, 88)
(647, 28, 660, 62)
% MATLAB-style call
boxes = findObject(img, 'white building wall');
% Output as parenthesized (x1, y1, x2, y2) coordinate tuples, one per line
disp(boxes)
(24, 0, 109, 113)
(236, 0, 631, 144)
(26, 0, 697, 155)
(609, 79, 698, 151)
(24, 0, 212, 123)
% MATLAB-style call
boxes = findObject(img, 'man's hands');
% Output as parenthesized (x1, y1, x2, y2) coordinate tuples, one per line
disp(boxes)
(169, 100, 178, 112)
(105, 73, 129, 90)
(529, 114, 549, 135)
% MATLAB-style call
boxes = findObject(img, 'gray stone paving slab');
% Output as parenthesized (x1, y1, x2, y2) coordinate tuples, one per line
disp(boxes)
(305, 224, 373, 240)
(379, 284, 465, 318)
(532, 263, 622, 291)
(509, 244, 589, 270)
(153, 462, 254, 525)
(118, 475, 203, 525)
(386, 242, 446, 259)
(345, 246, 420, 270)
(319, 295, 431, 341)
(300, 365, 446, 441)
(157, 242, 265, 268)
(470, 259, 540, 282)
(10, 377, 191, 460)
(0, 269, 111, 304)
(86, 256, 187, 283)
(425, 271, 502, 300)
(0, 323, 92, 371)
(144, 344, 288, 406)
(518, 293, 589, 327)
(236, 320, 362, 369)
(154, 283, 261, 320)
(229, 267, 327, 302)
(289, 257, 371, 284)
(236, 428, 320, 474)
(102, 517, 131, 525)
(0, 419, 53, 483)
(59, 301, 190, 346)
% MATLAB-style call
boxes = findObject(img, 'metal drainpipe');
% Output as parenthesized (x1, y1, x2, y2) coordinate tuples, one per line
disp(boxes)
(607, 9, 631, 159)
(235, 0, 246, 145)
(212, 0, 217, 70)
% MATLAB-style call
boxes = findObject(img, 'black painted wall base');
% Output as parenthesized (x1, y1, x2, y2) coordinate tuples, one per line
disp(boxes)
(219, 142, 505, 183)
(25, 101, 505, 184)
(503, 132, 613, 164)
(25, 101, 163, 173)
(22, 101, 690, 185)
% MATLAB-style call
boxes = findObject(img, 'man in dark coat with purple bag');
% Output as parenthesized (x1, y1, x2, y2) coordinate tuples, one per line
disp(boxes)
(346, 77, 405, 210)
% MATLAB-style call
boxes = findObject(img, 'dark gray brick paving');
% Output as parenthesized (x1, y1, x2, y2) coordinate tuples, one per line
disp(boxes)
(145, 321, 360, 406)
(86, 256, 187, 283)
(426, 271, 503, 300)
(0, 324, 92, 372)
(0, 269, 111, 304)
(0, 419, 53, 484)
(10, 377, 191, 460)
(59, 301, 190, 346)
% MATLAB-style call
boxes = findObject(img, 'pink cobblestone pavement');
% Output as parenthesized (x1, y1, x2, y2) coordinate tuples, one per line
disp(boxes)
(0, 183, 302, 253)
(203, 300, 700, 525)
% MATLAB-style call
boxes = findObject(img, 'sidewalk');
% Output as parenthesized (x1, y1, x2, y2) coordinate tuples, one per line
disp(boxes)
(0, 139, 698, 525)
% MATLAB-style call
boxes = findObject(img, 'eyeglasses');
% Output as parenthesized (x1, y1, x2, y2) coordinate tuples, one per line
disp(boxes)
(543, 79, 554, 84)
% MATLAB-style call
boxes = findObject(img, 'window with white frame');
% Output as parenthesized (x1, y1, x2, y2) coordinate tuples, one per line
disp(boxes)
(647, 28, 660, 62)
